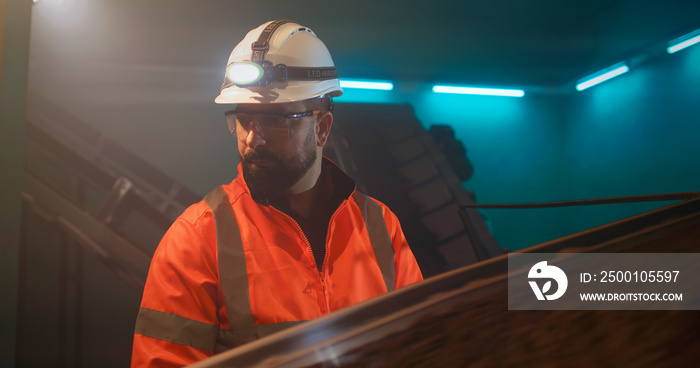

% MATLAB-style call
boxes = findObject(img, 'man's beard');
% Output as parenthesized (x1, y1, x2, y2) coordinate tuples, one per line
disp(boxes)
(241, 130, 317, 204)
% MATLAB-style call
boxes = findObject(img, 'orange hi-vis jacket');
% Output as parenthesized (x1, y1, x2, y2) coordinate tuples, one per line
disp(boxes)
(131, 160, 423, 367)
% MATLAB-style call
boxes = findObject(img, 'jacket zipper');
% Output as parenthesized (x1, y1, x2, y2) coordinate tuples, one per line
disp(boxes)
(316, 199, 351, 311)
(270, 198, 351, 314)
(271, 207, 330, 312)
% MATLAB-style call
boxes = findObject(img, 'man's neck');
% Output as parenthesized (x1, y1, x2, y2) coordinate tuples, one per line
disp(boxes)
(285, 173, 323, 219)
(285, 157, 324, 219)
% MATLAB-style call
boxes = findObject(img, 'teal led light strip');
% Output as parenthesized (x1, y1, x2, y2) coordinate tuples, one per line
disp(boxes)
(576, 62, 629, 91)
(339, 79, 394, 90)
(432, 85, 525, 97)
(667, 29, 700, 54)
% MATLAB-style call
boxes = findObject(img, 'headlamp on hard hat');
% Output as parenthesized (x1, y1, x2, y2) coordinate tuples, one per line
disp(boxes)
(225, 60, 290, 87)
(226, 61, 265, 86)
(223, 60, 336, 88)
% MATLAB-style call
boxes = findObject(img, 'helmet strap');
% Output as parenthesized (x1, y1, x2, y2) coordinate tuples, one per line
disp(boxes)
(250, 19, 337, 81)
(250, 19, 294, 62)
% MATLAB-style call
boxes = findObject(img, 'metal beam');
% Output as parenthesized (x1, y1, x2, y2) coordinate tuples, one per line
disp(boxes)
(23, 172, 151, 285)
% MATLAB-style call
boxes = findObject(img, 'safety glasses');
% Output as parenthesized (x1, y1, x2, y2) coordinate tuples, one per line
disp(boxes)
(225, 110, 321, 139)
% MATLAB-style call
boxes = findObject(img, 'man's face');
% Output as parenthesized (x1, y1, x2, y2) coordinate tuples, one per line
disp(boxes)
(234, 100, 319, 203)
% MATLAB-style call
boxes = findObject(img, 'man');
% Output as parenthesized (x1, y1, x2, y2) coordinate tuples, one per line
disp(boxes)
(131, 20, 423, 367)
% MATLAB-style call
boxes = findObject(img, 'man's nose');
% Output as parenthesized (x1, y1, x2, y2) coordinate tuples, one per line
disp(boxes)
(244, 122, 266, 149)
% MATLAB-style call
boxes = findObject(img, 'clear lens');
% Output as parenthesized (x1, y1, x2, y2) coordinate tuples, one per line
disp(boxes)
(236, 114, 288, 129)
(230, 114, 290, 139)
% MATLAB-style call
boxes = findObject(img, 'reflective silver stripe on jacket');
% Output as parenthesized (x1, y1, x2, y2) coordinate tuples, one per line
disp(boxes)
(351, 191, 396, 292)
(135, 307, 219, 352)
(204, 186, 258, 347)
(133, 308, 303, 353)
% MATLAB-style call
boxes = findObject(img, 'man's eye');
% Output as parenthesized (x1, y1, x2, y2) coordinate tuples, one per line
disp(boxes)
(236, 115, 253, 124)
(260, 116, 288, 128)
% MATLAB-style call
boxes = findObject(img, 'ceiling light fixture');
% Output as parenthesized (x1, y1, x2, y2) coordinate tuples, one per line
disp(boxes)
(575, 62, 629, 91)
(339, 79, 394, 90)
(667, 29, 700, 54)
(432, 85, 525, 97)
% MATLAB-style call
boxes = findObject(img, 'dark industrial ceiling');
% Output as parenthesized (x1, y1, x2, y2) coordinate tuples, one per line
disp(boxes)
(195, 0, 700, 88)
(30, 0, 700, 94)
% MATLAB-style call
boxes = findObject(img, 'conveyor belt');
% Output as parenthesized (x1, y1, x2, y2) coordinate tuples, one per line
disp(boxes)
(190, 197, 700, 367)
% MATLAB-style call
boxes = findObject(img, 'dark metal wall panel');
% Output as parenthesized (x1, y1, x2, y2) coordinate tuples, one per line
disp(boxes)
(325, 103, 502, 276)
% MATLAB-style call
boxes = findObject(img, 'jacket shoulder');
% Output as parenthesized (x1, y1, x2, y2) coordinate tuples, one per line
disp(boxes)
(353, 191, 393, 215)
(178, 199, 215, 227)
(178, 180, 245, 225)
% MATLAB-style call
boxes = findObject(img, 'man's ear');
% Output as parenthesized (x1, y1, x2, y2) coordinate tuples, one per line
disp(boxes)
(315, 111, 334, 147)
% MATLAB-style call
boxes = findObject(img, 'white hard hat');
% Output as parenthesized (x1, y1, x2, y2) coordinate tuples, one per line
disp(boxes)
(215, 20, 343, 104)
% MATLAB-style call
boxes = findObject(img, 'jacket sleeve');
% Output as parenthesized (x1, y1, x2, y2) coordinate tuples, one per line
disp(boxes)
(376, 201, 424, 288)
(131, 212, 221, 368)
